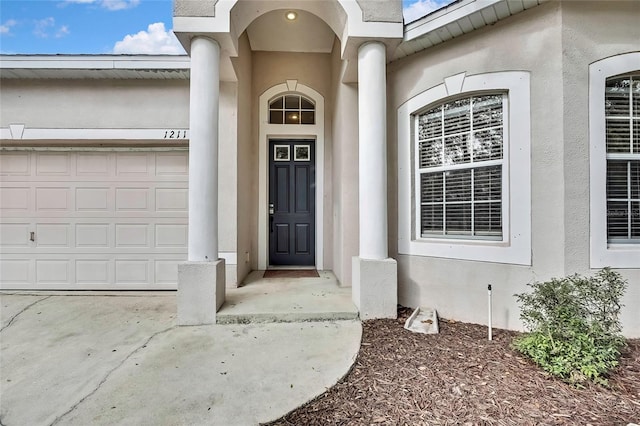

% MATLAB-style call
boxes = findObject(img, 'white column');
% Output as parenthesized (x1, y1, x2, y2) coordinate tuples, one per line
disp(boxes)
(352, 41, 397, 320)
(358, 42, 388, 260)
(188, 36, 220, 262)
(178, 36, 225, 326)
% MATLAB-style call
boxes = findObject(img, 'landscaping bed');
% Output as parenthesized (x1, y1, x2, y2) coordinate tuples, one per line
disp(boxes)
(267, 307, 640, 425)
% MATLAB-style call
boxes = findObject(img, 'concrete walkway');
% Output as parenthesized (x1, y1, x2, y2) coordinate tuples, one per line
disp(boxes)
(0, 292, 362, 426)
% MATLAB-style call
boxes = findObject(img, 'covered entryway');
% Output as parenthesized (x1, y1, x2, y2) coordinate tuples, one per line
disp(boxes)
(173, 0, 403, 324)
(0, 150, 188, 290)
(268, 139, 316, 266)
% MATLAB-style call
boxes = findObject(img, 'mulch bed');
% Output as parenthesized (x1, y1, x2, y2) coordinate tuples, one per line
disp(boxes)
(267, 307, 640, 425)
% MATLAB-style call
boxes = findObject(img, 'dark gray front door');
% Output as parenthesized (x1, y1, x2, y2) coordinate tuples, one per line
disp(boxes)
(269, 140, 315, 266)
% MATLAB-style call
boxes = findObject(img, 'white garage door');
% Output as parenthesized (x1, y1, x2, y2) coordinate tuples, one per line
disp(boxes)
(0, 150, 188, 290)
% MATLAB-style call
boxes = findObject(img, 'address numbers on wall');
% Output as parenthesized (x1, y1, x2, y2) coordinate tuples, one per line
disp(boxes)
(164, 130, 188, 139)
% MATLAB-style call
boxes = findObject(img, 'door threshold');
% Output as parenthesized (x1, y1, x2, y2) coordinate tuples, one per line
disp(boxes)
(267, 265, 317, 270)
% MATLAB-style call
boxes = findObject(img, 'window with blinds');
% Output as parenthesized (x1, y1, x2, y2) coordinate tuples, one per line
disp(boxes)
(416, 94, 505, 239)
(606, 74, 640, 242)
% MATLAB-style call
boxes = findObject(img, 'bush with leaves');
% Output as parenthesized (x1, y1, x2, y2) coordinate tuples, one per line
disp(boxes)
(513, 268, 627, 386)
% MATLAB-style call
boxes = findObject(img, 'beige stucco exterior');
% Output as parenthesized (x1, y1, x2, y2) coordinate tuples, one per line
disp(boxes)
(1, 0, 639, 335)
(387, 2, 640, 335)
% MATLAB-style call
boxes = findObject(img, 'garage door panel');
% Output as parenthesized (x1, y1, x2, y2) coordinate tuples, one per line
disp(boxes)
(156, 188, 187, 211)
(36, 223, 71, 247)
(1, 151, 188, 290)
(155, 260, 180, 285)
(76, 187, 110, 211)
(76, 223, 110, 247)
(36, 260, 70, 284)
(36, 153, 71, 176)
(1, 187, 30, 212)
(115, 188, 149, 211)
(155, 224, 187, 247)
(115, 260, 149, 284)
(115, 224, 149, 247)
(0, 223, 30, 246)
(156, 153, 188, 176)
(76, 153, 110, 176)
(116, 153, 150, 176)
(36, 187, 70, 211)
(76, 260, 110, 284)
(0, 259, 31, 283)
(0, 153, 30, 175)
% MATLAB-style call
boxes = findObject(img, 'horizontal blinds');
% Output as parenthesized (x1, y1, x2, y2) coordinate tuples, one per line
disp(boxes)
(417, 94, 504, 239)
(605, 74, 640, 241)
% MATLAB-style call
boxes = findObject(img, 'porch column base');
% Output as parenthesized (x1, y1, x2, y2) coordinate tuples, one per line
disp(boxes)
(352, 257, 397, 320)
(177, 260, 226, 325)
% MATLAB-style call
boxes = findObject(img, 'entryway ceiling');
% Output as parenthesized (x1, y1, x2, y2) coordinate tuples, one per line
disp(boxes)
(246, 9, 335, 53)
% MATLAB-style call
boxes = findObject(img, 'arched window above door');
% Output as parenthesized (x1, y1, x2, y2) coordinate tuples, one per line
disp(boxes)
(269, 94, 315, 125)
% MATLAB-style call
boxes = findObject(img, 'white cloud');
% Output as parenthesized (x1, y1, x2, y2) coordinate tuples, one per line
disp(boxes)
(100, 0, 140, 11)
(34, 17, 55, 38)
(56, 25, 70, 38)
(113, 22, 185, 55)
(403, 0, 449, 23)
(32, 17, 69, 39)
(0, 19, 17, 35)
(62, 0, 140, 11)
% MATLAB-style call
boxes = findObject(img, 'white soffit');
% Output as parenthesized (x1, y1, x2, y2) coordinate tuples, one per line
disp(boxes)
(394, 0, 544, 61)
(0, 55, 191, 80)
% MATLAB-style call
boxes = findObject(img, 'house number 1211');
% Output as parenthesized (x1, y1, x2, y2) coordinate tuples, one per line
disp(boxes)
(164, 130, 187, 139)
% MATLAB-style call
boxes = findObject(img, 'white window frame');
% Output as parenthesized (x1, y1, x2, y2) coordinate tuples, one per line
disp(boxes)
(589, 52, 640, 268)
(414, 94, 507, 241)
(398, 71, 531, 265)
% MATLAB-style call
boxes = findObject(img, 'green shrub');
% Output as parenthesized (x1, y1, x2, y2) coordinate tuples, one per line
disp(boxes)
(512, 268, 627, 386)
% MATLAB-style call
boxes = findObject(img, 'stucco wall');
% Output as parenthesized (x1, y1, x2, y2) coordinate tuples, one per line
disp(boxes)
(330, 38, 359, 286)
(251, 50, 334, 272)
(235, 32, 256, 283)
(218, 81, 239, 286)
(0, 79, 189, 129)
(388, 1, 640, 337)
(388, 3, 565, 332)
(356, 0, 403, 23)
(559, 1, 640, 335)
(173, 0, 216, 17)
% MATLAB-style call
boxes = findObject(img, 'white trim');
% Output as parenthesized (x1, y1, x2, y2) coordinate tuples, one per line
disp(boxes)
(0, 127, 188, 141)
(219, 252, 237, 265)
(398, 71, 531, 265)
(338, 0, 404, 39)
(589, 52, 640, 268)
(258, 83, 325, 270)
(0, 55, 190, 70)
(404, 0, 503, 41)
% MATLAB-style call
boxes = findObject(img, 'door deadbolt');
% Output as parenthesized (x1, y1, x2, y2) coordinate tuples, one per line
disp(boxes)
(269, 203, 274, 214)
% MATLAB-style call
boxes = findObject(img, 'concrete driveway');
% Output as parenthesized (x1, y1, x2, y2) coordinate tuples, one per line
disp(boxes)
(0, 292, 362, 426)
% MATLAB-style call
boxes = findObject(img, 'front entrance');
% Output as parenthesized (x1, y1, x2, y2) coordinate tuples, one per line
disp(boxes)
(268, 140, 316, 266)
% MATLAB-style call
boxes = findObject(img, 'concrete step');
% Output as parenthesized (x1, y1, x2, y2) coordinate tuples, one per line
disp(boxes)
(216, 270, 359, 324)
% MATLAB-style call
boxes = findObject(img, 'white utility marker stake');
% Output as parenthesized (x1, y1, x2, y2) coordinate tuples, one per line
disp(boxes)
(488, 284, 493, 341)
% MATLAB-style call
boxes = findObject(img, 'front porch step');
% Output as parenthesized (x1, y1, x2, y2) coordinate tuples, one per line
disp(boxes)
(215, 270, 359, 324)
(216, 310, 359, 324)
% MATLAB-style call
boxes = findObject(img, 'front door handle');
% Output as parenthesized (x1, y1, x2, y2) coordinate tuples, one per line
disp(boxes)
(270, 215, 274, 233)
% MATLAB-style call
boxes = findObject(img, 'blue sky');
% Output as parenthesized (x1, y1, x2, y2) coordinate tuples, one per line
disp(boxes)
(0, 0, 451, 55)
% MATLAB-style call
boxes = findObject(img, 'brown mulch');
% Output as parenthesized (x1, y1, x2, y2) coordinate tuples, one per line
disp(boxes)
(267, 307, 640, 426)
